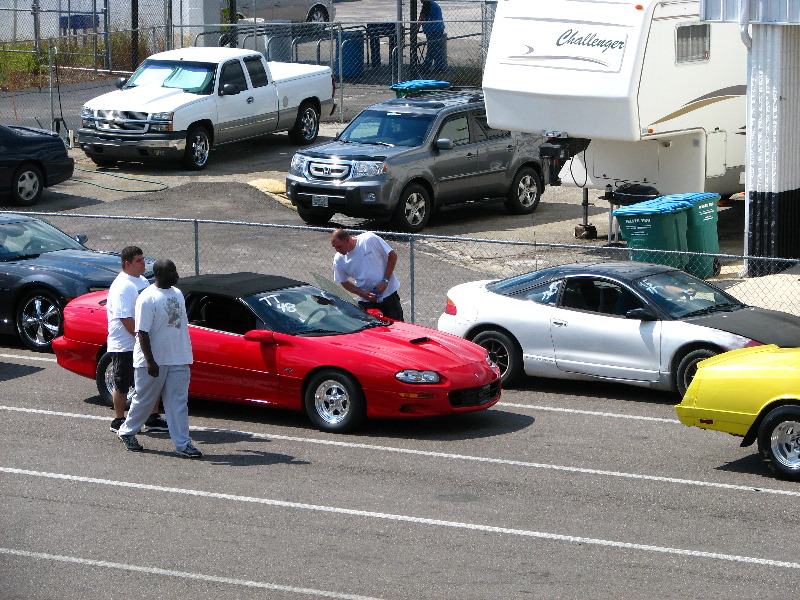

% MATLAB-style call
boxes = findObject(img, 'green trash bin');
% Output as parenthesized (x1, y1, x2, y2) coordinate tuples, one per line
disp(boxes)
(661, 193, 721, 278)
(613, 199, 692, 269)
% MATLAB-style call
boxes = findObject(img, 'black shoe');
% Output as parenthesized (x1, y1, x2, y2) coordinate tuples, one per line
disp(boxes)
(174, 442, 202, 459)
(144, 414, 169, 432)
(119, 434, 144, 452)
(110, 417, 125, 434)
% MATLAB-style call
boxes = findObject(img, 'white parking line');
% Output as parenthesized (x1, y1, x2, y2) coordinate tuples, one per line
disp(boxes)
(3, 467, 800, 570)
(499, 402, 681, 423)
(2, 405, 797, 497)
(0, 352, 57, 363)
(0, 547, 384, 600)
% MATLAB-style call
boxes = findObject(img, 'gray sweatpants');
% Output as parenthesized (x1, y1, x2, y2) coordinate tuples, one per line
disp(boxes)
(118, 364, 192, 452)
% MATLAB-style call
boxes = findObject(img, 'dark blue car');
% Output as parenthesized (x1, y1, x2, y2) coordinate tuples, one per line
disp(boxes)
(0, 214, 153, 351)
(0, 124, 74, 206)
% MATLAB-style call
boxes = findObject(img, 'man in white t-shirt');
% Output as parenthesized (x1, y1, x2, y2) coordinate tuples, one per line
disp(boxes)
(106, 246, 167, 434)
(331, 228, 404, 321)
(117, 259, 200, 458)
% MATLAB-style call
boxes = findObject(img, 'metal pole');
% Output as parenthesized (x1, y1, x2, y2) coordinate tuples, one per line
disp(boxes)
(395, 0, 403, 81)
(132, 0, 139, 68)
(409, 236, 415, 323)
(32, 0, 41, 53)
(49, 45, 55, 129)
(194, 220, 200, 275)
(103, 0, 110, 70)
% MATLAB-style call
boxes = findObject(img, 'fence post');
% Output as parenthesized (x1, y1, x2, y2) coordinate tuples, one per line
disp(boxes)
(194, 220, 200, 275)
(48, 44, 55, 129)
(409, 236, 415, 323)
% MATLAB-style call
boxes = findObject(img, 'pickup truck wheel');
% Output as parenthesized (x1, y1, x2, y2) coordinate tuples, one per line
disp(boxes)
(505, 167, 542, 215)
(11, 163, 43, 206)
(392, 184, 431, 233)
(289, 102, 320, 145)
(298, 207, 334, 225)
(182, 125, 211, 170)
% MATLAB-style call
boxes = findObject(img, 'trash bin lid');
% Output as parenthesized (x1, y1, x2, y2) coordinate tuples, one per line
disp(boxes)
(658, 192, 720, 205)
(613, 198, 692, 216)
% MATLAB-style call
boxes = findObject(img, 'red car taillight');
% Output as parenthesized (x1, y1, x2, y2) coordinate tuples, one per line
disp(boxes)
(445, 298, 457, 315)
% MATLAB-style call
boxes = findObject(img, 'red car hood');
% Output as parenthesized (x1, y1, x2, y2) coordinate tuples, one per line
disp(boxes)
(313, 321, 486, 371)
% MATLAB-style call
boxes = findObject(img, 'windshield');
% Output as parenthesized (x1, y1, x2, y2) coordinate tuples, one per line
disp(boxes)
(0, 219, 85, 261)
(126, 60, 216, 95)
(634, 271, 743, 319)
(339, 109, 435, 147)
(242, 285, 383, 336)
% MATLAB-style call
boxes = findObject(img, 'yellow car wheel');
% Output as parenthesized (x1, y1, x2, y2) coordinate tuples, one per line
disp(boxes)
(757, 406, 800, 480)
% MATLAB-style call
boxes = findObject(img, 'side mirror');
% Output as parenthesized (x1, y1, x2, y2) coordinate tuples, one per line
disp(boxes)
(220, 83, 241, 96)
(435, 138, 454, 150)
(626, 307, 658, 321)
(366, 308, 388, 319)
(73, 234, 88, 245)
(115, 77, 128, 89)
(334, 130, 342, 139)
(244, 329, 276, 344)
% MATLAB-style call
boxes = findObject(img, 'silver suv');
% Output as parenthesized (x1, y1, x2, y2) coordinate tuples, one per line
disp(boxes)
(285, 89, 548, 232)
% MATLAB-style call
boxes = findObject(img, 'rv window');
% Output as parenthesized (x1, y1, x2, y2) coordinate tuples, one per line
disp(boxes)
(676, 24, 709, 64)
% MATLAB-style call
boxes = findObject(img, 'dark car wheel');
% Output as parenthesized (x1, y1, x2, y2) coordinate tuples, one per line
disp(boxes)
(306, 5, 329, 22)
(675, 348, 717, 396)
(304, 369, 365, 433)
(289, 102, 320, 145)
(472, 329, 522, 387)
(758, 405, 800, 480)
(392, 184, 431, 233)
(96, 352, 134, 409)
(505, 166, 541, 215)
(11, 163, 44, 206)
(16, 289, 63, 352)
(298, 206, 334, 225)
(181, 125, 211, 170)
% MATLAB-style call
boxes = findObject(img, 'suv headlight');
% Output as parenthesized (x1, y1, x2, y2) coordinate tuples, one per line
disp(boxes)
(80, 106, 95, 128)
(149, 112, 173, 132)
(290, 153, 309, 176)
(351, 160, 388, 178)
(396, 369, 440, 384)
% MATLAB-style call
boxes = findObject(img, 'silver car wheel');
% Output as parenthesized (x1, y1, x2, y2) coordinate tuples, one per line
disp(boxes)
(17, 290, 62, 351)
(516, 174, 537, 208)
(306, 6, 328, 22)
(770, 420, 800, 469)
(16, 169, 41, 202)
(404, 192, 427, 226)
(312, 378, 352, 426)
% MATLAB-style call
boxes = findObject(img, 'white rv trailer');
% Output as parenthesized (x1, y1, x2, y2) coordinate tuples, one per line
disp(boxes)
(482, 0, 747, 198)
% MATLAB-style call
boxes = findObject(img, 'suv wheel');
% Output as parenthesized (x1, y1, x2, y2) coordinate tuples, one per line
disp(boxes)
(505, 167, 542, 215)
(392, 184, 431, 233)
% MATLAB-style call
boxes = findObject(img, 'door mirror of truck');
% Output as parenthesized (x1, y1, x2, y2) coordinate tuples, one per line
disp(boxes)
(115, 77, 128, 89)
(220, 83, 241, 96)
(435, 138, 454, 150)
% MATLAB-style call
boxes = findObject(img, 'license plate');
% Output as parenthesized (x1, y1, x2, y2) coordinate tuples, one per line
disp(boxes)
(312, 195, 329, 208)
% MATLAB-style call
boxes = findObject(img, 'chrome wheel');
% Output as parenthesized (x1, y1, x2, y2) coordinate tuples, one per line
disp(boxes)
(304, 370, 365, 432)
(290, 102, 320, 144)
(306, 6, 328, 22)
(770, 420, 800, 469)
(505, 167, 541, 215)
(182, 126, 210, 170)
(393, 184, 431, 232)
(17, 290, 62, 352)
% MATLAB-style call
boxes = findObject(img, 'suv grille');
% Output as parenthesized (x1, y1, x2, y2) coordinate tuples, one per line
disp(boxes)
(449, 380, 500, 407)
(308, 159, 351, 181)
(95, 110, 150, 132)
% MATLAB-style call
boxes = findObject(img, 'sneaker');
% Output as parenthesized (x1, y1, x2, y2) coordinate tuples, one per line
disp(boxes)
(144, 414, 169, 432)
(110, 417, 125, 434)
(174, 442, 202, 459)
(119, 434, 144, 452)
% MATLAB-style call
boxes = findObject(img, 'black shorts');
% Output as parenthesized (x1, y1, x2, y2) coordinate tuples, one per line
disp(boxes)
(111, 351, 134, 392)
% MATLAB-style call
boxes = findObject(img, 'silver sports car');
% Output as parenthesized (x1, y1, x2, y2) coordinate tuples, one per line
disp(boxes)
(437, 262, 800, 395)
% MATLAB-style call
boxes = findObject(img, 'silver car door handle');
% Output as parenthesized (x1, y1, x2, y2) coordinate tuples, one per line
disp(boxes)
(552, 319, 568, 327)
(247, 96, 254, 104)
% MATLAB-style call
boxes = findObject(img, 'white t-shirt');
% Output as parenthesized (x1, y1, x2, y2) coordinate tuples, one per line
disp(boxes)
(133, 285, 193, 367)
(332, 232, 400, 300)
(106, 271, 149, 352)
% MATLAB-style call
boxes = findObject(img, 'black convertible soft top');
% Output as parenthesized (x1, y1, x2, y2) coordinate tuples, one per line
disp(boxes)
(178, 272, 306, 298)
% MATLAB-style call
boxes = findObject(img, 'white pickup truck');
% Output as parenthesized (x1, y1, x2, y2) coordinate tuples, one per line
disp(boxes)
(76, 46, 335, 170)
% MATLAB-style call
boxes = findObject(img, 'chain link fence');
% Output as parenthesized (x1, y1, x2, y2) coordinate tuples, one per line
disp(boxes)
(11, 211, 800, 329)
(1, 7, 494, 129)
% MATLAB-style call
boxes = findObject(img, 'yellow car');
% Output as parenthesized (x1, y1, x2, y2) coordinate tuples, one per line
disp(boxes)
(675, 344, 800, 481)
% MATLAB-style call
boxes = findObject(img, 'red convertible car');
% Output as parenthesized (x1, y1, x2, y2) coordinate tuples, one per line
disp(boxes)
(53, 272, 501, 432)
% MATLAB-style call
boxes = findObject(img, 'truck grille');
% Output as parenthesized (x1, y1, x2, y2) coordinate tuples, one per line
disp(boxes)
(95, 110, 150, 132)
(449, 380, 500, 407)
(308, 160, 350, 180)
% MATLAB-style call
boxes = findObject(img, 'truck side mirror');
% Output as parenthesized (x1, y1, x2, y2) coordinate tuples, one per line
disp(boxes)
(435, 138, 454, 150)
(115, 77, 128, 89)
(220, 83, 241, 96)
